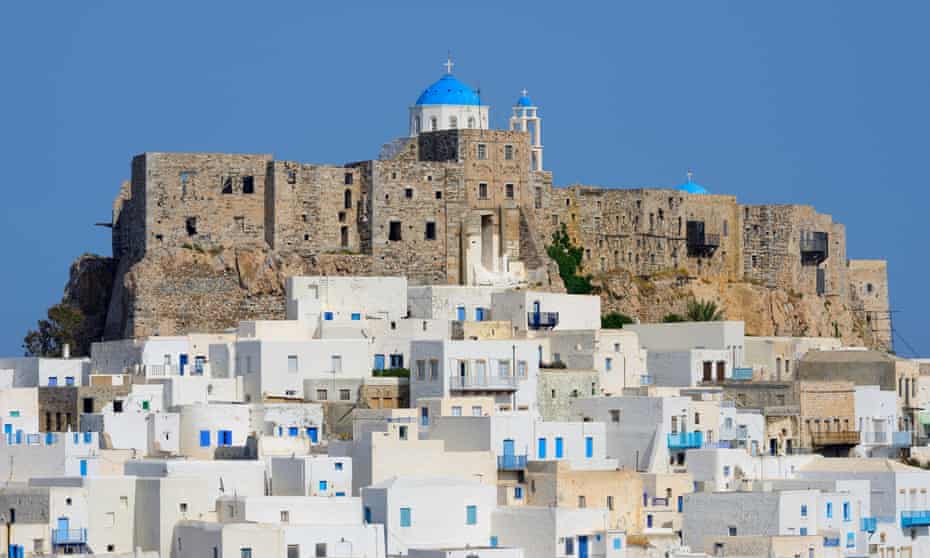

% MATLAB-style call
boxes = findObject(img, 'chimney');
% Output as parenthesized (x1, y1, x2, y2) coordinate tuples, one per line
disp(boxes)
(62, 344, 70, 359)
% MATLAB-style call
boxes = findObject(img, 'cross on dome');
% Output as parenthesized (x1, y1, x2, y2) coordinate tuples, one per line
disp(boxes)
(443, 54, 454, 75)
(521, 88, 529, 97)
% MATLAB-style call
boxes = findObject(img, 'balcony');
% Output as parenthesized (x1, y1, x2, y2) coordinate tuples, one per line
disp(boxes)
(52, 528, 87, 545)
(686, 221, 720, 257)
(650, 497, 669, 507)
(823, 536, 840, 547)
(892, 431, 912, 448)
(498, 454, 527, 471)
(800, 231, 829, 265)
(449, 375, 518, 391)
(668, 431, 703, 450)
(527, 312, 559, 330)
(703, 441, 732, 449)
(901, 510, 930, 528)
(731, 367, 753, 381)
(810, 430, 859, 446)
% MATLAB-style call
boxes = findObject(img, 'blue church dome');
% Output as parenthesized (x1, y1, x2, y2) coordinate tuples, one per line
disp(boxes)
(677, 170, 709, 194)
(415, 74, 481, 106)
(516, 95, 533, 107)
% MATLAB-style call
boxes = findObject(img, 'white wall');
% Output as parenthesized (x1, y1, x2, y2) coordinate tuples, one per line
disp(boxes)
(626, 321, 746, 367)
(178, 404, 251, 459)
(271, 456, 352, 497)
(491, 291, 600, 334)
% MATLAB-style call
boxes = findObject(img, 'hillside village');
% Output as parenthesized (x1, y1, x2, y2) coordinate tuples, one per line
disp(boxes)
(4, 61, 923, 558)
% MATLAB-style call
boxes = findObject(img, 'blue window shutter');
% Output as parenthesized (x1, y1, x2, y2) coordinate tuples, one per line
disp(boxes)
(307, 427, 318, 443)
(364, 507, 371, 523)
(466, 505, 477, 525)
(79, 459, 87, 477)
(400, 507, 411, 527)
(319, 480, 327, 491)
(538, 438, 547, 459)
(374, 354, 385, 370)
(613, 537, 622, 550)
(456, 307, 465, 321)
(585, 436, 593, 458)
(555, 437, 564, 458)
(199, 430, 211, 447)
(351, 313, 361, 321)
(489, 536, 498, 547)
(288, 427, 299, 437)
(83, 432, 92, 444)
(324, 312, 334, 321)
(335, 491, 345, 497)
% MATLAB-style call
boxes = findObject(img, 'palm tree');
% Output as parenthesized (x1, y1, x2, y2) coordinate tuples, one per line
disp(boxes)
(685, 299, 724, 321)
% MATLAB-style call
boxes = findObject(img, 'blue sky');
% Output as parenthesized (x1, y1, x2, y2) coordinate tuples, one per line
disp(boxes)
(1, 1, 928, 356)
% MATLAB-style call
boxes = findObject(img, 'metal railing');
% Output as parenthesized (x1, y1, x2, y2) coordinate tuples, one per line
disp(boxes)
(901, 510, 930, 528)
(823, 537, 840, 547)
(731, 368, 753, 380)
(498, 454, 527, 470)
(527, 312, 559, 329)
(650, 497, 669, 507)
(667, 431, 703, 449)
(52, 528, 87, 545)
(449, 375, 518, 390)
(703, 441, 732, 449)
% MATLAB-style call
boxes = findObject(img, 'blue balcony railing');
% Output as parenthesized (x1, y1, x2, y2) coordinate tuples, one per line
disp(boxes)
(892, 431, 912, 448)
(703, 441, 732, 449)
(668, 431, 703, 449)
(498, 454, 527, 471)
(731, 367, 753, 380)
(527, 312, 559, 330)
(823, 536, 840, 547)
(901, 510, 930, 528)
(52, 528, 87, 545)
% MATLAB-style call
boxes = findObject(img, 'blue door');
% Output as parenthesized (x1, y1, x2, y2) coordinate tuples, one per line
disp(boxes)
(502, 439, 515, 457)
(374, 354, 385, 370)
(578, 535, 589, 558)
(3, 424, 10, 443)
(456, 306, 466, 321)
(57, 517, 69, 533)
(79, 459, 87, 477)
(307, 427, 319, 443)
(585, 436, 594, 458)
(475, 308, 485, 321)
(555, 437, 564, 458)
(532, 301, 541, 314)
(179, 354, 188, 376)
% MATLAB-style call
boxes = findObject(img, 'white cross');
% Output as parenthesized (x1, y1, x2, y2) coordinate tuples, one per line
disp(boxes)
(521, 88, 529, 97)
(444, 55, 454, 74)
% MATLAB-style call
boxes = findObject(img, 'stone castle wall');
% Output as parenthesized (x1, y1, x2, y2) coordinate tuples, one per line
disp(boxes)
(96, 129, 889, 342)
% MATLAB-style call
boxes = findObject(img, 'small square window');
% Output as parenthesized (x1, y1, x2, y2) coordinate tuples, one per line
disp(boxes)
(505, 183, 514, 198)
(405, 188, 413, 199)
(477, 144, 487, 160)
(179, 503, 188, 513)
(478, 183, 488, 199)
(435, 191, 442, 200)
(242, 176, 254, 194)
(389, 221, 402, 241)
(344, 173, 353, 185)
(504, 145, 514, 160)
(425, 222, 436, 240)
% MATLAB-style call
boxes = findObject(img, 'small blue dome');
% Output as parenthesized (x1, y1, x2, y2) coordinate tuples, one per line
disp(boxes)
(678, 182, 709, 195)
(516, 95, 533, 107)
(416, 74, 481, 106)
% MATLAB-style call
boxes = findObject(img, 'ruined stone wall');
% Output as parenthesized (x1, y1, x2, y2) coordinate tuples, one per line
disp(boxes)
(848, 259, 892, 350)
(552, 187, 741, 281)
(128, 152, 273, 261)
(265, 161, 361, 254)
(741, 205, 848, 300)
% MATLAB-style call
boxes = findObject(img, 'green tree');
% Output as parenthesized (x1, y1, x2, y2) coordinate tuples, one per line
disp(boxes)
(685, 299, 724, 322)
(601, 312, 634, 329)
(23, 304, 87, 357)
(662, 313, 686, 323)
(546, 224, 593, 294)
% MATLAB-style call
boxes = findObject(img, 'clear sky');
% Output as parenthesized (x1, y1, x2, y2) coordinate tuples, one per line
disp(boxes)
(2, 1, 928, 356)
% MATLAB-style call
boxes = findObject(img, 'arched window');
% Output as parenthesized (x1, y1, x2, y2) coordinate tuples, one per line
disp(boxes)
(344, 189, 352, 210)
(467, 116, 476, 128)
(449, 116, 458, 129)
(430, 117, 438, 131)
(414, 116, 421, 134)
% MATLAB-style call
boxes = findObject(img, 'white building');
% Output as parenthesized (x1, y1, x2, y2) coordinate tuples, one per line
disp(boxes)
(286, 275, 409, 328)
(744, 336, 842, 381)
(0, 430, 99, 480)
(547, 329, 647, 395)
(854, 385, 905, 457)
(491, 506, 618, 558)
(490, 291, 600, 336)
(0, 387, 39, 435)
(625, 321, 746, 368)
(0, 356, 89, 388)
(362, 476, 496, 557)
(646, 349, 733, 387)
(408, 285, 503, 323)
(409, 340, 540, 416)
(271, 456, 352, 497)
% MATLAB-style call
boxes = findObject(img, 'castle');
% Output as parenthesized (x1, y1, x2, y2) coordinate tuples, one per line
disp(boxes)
(100, 59, 890, 349)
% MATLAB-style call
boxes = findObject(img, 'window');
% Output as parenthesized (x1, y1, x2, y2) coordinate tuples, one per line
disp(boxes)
(728, 526, 737, 536)
(585, 436, 594, 458)
(242, 176, 254, 194)
(400, 507, 412, 527)
(339, 389, 351, 401)
(340, 226, 349, 247)
(505, 183, 514, 198)
(331, 355, 342, 373)
(316, 389, 328, 401)
(471, 405, 482, 416)
(180, 502, 188, 513)
(607, 495, 614, 510)
(466, 505, 477, 525)
(280, 510, 289, 522)
(389, 221, 402, 241)
(425, 222, 436, 240)
(416, 360, 426, 380)
(613, 537, 622, 550)
(344, 172, 353, 185)
(605, 357, 613, 371)
(430, 117, 438, 130)
(435, 190, 442, 199)
(799, 527, 807, 536)
(199, 430, 211, 447)
(517, 361, 527, 377)
(538, 437, 547, 459)
(323, 311, 334, 321)
(477, 143, 487, 160)
(610, 410, 621, 423)
(555, 437, 564, 458)
(398, 425, 408, 440)
(694, 412, 700, 425)
(504, 144, 514, 160)
(801, 504, 808, 517)
(467, 116, 476, 128)
(449, 115, 458, 128)
(430, 360, 439, 380)
(404, 187, 413, 199)
(565, 537, 574, 555)
(514, 486, 523, 499)
(478, 183, 488, 199)
(287, 355, 298, 373)
(452, 406, 462, 416)
(314, 544, 326, 558)
(578, 495, 586, 508)
(826, 502, 833, 518)
(351, 312, 361, 321)
(843, 501, 850, 522)
(319, 480, 328, 492)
